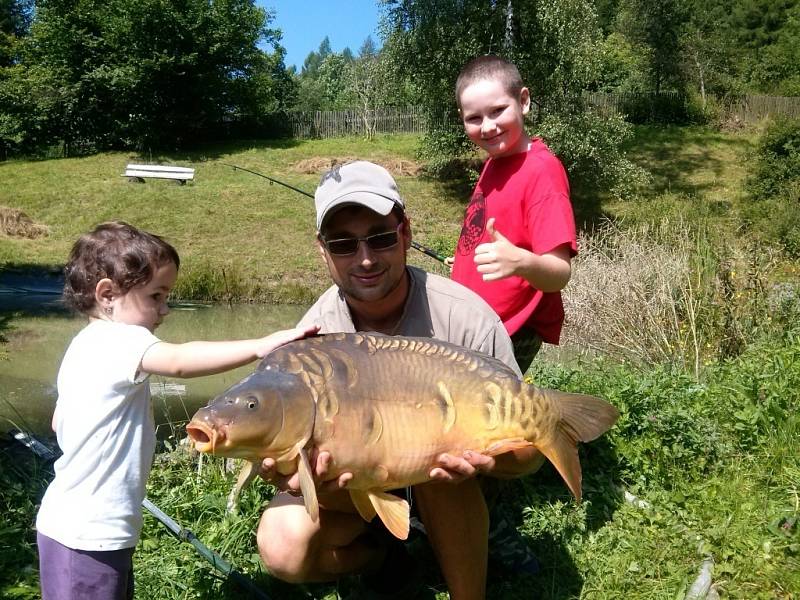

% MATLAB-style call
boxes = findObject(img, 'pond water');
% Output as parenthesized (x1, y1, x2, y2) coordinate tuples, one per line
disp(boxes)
(0, 299, 308, 437)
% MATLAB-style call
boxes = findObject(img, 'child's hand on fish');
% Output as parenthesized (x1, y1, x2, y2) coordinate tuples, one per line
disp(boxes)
(257, 324, 320, 358)
(260, 450, 352, 494)
(429, 450, 495, 483)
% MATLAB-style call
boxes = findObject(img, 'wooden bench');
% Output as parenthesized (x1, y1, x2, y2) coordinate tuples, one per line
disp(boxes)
(123, 164, 195, 185)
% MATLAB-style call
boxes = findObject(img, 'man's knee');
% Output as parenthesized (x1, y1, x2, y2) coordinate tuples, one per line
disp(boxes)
(257, 499, 317, 583)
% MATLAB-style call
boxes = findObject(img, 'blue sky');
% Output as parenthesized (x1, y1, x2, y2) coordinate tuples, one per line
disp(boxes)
(259, 1, 384, 71)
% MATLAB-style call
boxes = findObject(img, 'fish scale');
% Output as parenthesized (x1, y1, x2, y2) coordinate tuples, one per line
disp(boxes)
(187, 332, 619, 540)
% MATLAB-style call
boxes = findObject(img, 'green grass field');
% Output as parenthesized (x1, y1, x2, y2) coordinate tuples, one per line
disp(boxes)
(1, 126, 798, 599)
(0, 134, 458, 302)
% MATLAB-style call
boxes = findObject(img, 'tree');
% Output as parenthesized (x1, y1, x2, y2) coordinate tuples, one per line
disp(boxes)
(301, 36, 333, 76)
(381, 0, 646, 202)
(0, 0, 32, 66)
(345, 49, 389, 139)
(359, 35, 378, 58)
(8, 0, 288, 152)
(617, 0, 689, 93)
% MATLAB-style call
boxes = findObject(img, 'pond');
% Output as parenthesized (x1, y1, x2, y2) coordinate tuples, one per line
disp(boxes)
(0, 298, 308, 438)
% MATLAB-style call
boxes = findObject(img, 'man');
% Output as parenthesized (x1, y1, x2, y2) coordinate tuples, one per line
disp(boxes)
(256, 161, 543, 600)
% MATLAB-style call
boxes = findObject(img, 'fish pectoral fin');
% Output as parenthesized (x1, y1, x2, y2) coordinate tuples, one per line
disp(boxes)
(483, 438, 534, 457)
(349, 490, 378, 522)
(226, 460, 259, 514)
(297, 447, 320, 522)
(368, 490, 410, 540)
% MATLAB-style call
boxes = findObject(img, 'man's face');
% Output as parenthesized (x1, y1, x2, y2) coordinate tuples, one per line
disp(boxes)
(318, 205, 410, 304)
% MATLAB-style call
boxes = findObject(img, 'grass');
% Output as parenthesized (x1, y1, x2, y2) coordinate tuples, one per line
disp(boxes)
(1, 125, 799, 599)
(0, 134, 458, 303)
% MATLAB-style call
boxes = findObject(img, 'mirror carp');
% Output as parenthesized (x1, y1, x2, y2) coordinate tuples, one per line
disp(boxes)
(186, 332, 619, 539)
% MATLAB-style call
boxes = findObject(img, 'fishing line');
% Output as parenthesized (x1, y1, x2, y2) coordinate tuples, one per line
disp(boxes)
(221, 162, 447, 263)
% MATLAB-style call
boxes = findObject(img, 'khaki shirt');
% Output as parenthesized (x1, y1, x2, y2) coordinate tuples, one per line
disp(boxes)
(298, 266, 522, 378)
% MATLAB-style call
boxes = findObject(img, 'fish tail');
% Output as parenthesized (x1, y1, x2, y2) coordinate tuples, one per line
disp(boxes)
(537, 390, 619, 503)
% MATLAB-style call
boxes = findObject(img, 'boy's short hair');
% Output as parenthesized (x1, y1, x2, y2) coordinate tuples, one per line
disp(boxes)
(455, 55, 523, 108)
(63, 221, 180, 315)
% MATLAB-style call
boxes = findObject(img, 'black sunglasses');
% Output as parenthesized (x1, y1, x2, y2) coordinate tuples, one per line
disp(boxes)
(321, 223, 403, 256)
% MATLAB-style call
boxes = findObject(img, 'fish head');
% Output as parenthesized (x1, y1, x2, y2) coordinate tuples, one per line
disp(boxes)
(186, 366, 315, 462)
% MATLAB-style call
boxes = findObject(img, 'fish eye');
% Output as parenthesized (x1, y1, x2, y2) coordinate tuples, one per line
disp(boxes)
(246, 396, 259, 410)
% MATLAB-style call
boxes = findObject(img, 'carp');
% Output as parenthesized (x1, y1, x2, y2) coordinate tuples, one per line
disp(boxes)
(186, 332, 618, 540)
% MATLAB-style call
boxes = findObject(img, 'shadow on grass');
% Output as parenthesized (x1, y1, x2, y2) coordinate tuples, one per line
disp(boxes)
(501, 437, 622, 600)
(134, 137, 305, 164)
(624, 125, 752, 198)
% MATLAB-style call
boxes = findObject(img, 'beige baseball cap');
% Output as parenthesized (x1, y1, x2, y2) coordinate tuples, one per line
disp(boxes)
(315, 161, 404, 230)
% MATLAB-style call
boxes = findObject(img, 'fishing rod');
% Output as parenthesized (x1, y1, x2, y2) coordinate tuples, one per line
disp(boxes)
(9, 428, 271, 600)
(221, 162, 447, 263)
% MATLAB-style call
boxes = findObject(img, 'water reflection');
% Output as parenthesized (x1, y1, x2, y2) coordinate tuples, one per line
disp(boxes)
(0, 302, 308, 437)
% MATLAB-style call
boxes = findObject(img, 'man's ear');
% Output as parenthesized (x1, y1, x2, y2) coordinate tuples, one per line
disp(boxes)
(316, 237, 329, 264)
(519, 87, 531, 115)
(402, 216, 413, 251)
(94, 278, 116, 312)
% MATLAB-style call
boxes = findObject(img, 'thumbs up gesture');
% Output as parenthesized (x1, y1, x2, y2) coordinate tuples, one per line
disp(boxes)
(473, 218, 525, 282)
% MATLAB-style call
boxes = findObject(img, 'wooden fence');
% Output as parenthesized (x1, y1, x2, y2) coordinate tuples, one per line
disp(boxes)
(289, 106, 429, 139)
(720, 94, 800, 122)
(583, 91, 800, 123)
(286, 94, 800, 140)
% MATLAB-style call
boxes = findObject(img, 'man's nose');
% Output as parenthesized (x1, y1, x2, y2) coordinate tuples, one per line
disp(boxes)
(481, 117, 496, 135)
(355, 239, 377, 266)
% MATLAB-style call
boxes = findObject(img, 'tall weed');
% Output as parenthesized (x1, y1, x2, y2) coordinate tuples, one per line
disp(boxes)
(561, 220, 781, 375)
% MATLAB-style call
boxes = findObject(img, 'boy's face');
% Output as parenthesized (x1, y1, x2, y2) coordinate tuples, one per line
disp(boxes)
(459, 78, 531, 159)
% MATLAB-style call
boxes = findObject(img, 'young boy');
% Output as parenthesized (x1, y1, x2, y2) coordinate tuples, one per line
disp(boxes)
(450, 55, 578, 374)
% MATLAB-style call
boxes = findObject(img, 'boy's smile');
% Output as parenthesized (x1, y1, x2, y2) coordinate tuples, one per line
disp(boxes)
(459, 78, 531, 159)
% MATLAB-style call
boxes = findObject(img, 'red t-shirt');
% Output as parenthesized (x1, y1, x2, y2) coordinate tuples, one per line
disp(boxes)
(451, 139, 577, 343)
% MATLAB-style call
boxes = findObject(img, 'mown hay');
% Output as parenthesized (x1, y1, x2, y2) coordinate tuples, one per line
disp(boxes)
(292, 157, 423, 177)
(0, 207, 49, 239)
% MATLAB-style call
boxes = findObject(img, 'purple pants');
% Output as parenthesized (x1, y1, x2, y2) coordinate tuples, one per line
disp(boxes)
(37, 532, 134, 600)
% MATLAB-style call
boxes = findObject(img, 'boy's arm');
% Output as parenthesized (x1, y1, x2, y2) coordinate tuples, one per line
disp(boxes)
(474, 218, 572, 291)
(140, 325, 317, 378)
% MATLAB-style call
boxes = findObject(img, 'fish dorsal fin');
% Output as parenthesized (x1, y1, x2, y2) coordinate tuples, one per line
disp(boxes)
(349, 490, 378, 522)
(297, 447, 319, 522)
(368, 490, 410, 540)
(484, 438, 534, 457)
(226, 459, 259, 514)
(538, 390, 619, 503)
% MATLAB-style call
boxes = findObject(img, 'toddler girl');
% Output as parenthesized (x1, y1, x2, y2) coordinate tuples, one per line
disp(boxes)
(35, 221, 314, 599)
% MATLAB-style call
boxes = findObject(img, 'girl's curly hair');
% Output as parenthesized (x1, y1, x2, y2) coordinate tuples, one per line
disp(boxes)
(63, 221, 180, 315)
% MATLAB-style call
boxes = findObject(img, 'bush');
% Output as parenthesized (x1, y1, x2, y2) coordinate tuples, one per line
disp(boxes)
(747, 118, 800, 201)
(743, 118, 800, 256)
(617, 91, 708, 125)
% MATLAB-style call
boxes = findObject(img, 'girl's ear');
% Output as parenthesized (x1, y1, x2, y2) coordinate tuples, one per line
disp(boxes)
(94, 278, 116, 315)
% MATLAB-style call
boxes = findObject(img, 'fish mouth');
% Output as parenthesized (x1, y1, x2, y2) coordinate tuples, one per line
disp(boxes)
(186, 422, 224, 454)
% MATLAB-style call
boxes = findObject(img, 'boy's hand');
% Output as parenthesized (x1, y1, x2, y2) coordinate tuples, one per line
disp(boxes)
(473, 218, 525, 281)
(444, 255, 455, 273)
(256, 324, 319, 358)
